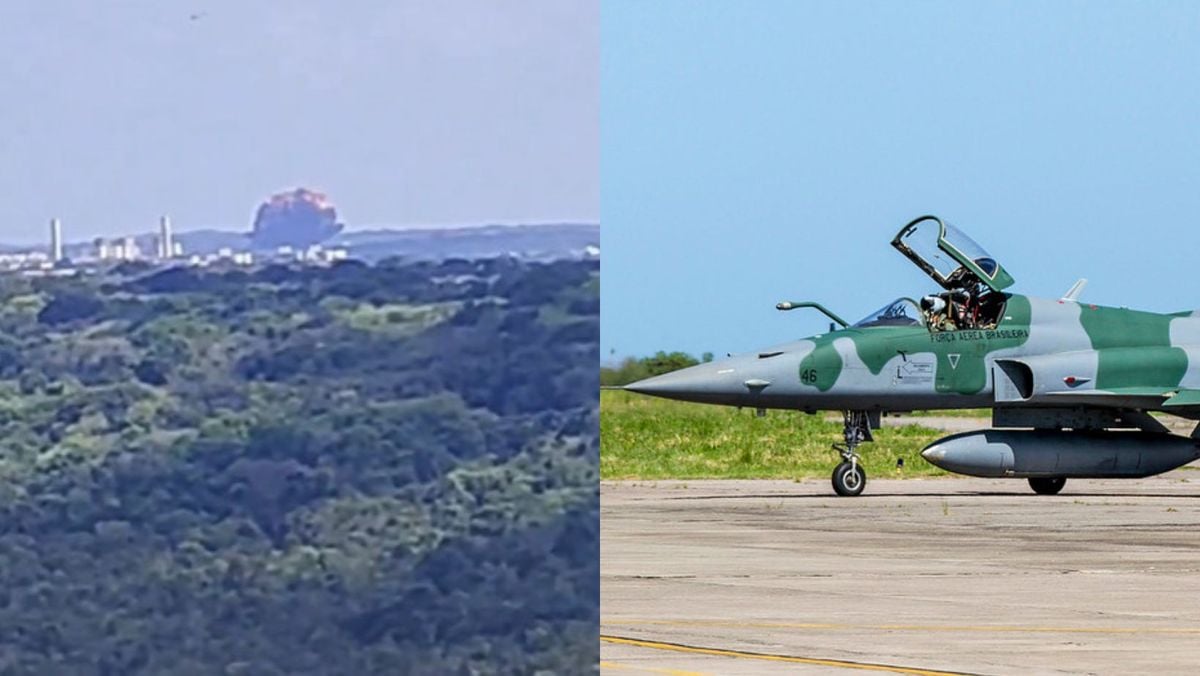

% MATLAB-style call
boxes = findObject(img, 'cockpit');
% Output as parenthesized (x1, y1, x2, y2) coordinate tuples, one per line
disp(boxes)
(891, 216, 1013, 333)
(853, 298, 925, 328)
(850, 293, 1005, 333)
(781, 217, 1013, 335)
(917, 288, 1007, 332)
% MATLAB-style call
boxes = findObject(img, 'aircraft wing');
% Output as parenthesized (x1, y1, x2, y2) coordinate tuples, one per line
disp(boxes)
(1164, 389, 1200, 408)
(1043, 387, 1174, 410)
(1044, 387, 1200, 412)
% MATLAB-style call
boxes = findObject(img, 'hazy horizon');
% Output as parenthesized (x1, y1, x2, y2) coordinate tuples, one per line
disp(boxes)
(2, 213, 600, 250)
(0, 2, 597, 244)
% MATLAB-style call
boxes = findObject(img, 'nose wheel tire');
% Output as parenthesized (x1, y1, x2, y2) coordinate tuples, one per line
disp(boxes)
(1028, 477, 1066, 495)
(832, 461, 866, 497)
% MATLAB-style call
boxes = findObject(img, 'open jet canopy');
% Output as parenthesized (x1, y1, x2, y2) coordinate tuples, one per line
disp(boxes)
(891, 215, 1014, 292)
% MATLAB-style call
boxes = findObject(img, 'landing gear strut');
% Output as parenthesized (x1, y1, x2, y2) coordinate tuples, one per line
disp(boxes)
(831, 411, 873, 496)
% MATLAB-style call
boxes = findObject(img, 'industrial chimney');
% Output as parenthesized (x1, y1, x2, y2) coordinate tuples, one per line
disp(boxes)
(158, 215, 174, 259)
(49, 218, 63, 263)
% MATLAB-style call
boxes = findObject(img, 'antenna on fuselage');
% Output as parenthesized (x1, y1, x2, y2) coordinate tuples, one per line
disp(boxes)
(1059, 278, 1088, 303)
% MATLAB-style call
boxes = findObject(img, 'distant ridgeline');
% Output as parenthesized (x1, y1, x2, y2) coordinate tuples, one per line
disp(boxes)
(47, 186, 599, 263)
(173, 223, 600, 261)
(0, 256, 599, 673)
(189, 186, 597, 260)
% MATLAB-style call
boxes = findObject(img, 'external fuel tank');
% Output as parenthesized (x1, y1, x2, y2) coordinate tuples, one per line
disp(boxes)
(920, 430, 1200, 478)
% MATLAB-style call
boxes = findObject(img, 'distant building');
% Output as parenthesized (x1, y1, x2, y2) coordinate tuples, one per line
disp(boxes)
(102, 236, 141, 262)
(0, 250, 49, 272)
(293, 244, 349, 264)
(123, 236, 140, 261)
(183, 248, 255, 268)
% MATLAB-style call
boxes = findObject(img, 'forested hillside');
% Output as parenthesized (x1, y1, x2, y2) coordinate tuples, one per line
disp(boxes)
(0, 257, 599, 674)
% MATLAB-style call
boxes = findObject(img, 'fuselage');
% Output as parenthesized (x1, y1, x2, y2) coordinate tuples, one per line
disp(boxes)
(626, 293, 1200, 414)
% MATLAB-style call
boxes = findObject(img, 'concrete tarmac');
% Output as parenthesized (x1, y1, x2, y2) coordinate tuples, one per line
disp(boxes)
(601, 474, 1200, 675)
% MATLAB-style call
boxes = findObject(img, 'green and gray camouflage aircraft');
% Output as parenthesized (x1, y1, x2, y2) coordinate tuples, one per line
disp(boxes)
(626, 215, 1200, 496)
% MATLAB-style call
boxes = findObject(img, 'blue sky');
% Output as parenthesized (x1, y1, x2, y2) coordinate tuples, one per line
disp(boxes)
(602, 1, 1200, 361)
(0, 1, 597, 243)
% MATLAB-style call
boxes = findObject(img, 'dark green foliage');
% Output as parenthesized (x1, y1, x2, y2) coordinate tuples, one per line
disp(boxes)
(600, 350, 701, 386)
(37, 290, 104, 326)
(132, 358, 169, 386)
(643, 350, 700, 376)
(0, 257, 599, 674)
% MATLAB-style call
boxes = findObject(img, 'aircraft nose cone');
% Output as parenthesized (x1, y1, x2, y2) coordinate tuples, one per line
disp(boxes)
(623, 360, 747, 405)
(624, 365, 717, 396)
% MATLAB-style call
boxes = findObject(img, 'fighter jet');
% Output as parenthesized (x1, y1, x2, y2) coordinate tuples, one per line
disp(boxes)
(625, 215, 1200, 496)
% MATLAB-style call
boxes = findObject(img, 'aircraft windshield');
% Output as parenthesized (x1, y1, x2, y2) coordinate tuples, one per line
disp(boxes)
(853, 298, 924, 328)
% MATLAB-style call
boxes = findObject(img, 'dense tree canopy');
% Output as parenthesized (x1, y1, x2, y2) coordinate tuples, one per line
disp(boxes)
(599, 350, 708, 386)
(0, 256, 599, 674)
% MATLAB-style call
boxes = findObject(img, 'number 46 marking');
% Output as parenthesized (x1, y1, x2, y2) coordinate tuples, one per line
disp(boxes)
(800, 368, 818, 385)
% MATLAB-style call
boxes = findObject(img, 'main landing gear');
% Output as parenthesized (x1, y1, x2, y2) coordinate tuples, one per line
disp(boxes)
(1028, 477, 1066, 495)
(831, 411, 873, 496)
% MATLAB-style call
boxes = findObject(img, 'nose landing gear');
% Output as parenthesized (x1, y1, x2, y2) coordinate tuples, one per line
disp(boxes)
(831, 411, 875, 496)
(832, 459, 866, 496)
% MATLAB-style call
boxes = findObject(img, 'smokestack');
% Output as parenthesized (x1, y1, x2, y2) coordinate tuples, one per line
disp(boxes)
(50, 218, 63, 263)
(159, 215, 173, 259)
